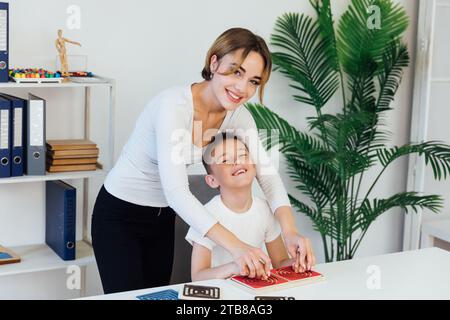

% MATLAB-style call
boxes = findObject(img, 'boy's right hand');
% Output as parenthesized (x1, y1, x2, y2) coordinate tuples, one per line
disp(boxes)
(231, 243, 272, 280)
(230, 262, 242, 277)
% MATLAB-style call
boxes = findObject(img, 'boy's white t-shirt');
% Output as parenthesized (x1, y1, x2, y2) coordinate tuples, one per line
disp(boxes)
(185, 195, 282, 268)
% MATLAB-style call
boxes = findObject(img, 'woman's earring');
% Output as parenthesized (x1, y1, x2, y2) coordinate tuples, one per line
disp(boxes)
(210, 72, 214, 80)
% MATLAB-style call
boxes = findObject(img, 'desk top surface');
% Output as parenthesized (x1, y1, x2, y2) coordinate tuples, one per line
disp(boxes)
(83, 247, 450, 300)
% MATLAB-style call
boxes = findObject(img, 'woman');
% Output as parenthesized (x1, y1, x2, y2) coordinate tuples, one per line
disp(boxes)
(91, 27, 316, 294)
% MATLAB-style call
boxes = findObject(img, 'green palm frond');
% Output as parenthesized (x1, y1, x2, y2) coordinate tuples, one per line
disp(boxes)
(376, 40, 410, 112)
(310, 0, 340, 72)
(377, 142, 450, 180)
(337, 0, 409, 76)
(338, 149, 374, 179)
(287, 195, 317, 218)
(308, 113, 385, 150)
(247, 0, 450, 262)
(271, 12, 340, 109)
(309, 112, 385, 177)
(347, 65, 377, 114)
(285, 155, 339, 208)
(350, 192, 443, 256)
(356, 192, 443, 232)
(337, 0, 409, 116)
(315, 111, 377, 149)
(289, 195, 337, 240)
(245, 102, 325, 153)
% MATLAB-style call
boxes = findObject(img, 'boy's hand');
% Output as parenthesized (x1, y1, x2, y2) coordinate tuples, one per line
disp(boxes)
(230, 262, 241, 276)
(284, 231, 316, 271)
(231, 243, 272, 280)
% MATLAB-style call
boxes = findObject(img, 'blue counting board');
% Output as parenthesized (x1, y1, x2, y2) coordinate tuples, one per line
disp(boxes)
(137, 289, 179, 300)
(0, 252, 13, 259)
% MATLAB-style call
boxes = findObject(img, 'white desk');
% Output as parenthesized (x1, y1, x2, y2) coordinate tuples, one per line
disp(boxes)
(421, 219, 450, 249)
(83, 247, 450, 300)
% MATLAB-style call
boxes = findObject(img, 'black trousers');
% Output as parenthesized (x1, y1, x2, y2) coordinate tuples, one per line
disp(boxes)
(91, 185, 176, 294)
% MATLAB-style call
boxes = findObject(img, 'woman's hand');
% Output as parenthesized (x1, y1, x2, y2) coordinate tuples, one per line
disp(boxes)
(274, 206, 316, 272)
(206, 223, 272, 280)
(284, 231, 316, 272)
(230, 243, 272, 280)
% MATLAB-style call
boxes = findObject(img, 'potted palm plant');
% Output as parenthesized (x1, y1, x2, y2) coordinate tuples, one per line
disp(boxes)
(246, 0, 450, 262)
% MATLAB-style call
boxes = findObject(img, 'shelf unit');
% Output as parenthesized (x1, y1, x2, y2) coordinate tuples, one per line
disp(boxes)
(0, 77, 116, 293)
(0, 166, 105, 185)
(0, 241, 94, 277)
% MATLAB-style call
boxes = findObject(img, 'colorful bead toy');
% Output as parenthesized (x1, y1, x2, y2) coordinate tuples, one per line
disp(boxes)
(10, 68, 61, 79)
(9, 68, 94, 83)
(9, 68, 64, 83)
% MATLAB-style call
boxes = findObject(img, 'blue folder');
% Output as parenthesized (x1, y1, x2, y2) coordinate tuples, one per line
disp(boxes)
(0, 3, 9, 82)
(0, 93, 26, 176)
(46, 180, 76, 261)
(0, 95, 11, 178)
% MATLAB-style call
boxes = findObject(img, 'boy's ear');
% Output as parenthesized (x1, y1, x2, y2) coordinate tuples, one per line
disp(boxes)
(205, 174, 220, 189)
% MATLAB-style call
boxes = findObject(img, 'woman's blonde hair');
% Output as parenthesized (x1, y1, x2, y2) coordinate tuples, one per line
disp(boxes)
(201, 28, 272, 103)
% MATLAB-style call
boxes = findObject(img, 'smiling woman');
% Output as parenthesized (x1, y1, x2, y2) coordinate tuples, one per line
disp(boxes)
(91, 27, 316, 294)
(200, 28, 272, 104)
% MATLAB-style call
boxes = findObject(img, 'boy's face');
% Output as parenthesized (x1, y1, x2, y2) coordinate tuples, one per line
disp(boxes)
(205, 138, 256, 190)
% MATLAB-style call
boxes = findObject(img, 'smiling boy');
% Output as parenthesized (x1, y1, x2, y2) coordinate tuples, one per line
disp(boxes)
(185, 131, 305, 281)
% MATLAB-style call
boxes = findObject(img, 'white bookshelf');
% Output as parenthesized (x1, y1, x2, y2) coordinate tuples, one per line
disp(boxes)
(0, 77, 114, 88)
(0, 240, 94, 277)
(0, 77, 115, 290)
(0, 168, 106, 185)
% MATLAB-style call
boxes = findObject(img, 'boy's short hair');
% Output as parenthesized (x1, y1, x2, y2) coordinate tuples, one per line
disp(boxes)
(202, 131, 248, 174)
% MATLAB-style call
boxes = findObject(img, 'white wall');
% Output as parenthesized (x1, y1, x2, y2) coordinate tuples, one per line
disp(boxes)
(0, 0, 420, 298)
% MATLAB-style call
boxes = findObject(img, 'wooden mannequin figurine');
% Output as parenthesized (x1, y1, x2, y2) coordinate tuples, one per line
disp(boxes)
(55, 29, 81, 77)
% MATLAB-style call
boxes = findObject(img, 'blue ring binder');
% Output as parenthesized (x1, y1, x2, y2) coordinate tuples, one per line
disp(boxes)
(0, 2, 9, 83)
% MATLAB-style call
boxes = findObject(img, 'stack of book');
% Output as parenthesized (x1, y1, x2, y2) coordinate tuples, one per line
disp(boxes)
(46, 139, 99, 173)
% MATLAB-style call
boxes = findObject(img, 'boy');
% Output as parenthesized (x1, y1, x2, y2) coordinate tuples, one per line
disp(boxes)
(185, 131, 303, 281)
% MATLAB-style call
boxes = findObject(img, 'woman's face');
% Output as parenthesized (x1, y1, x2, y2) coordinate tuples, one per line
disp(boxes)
(210, 49, 264, 111)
